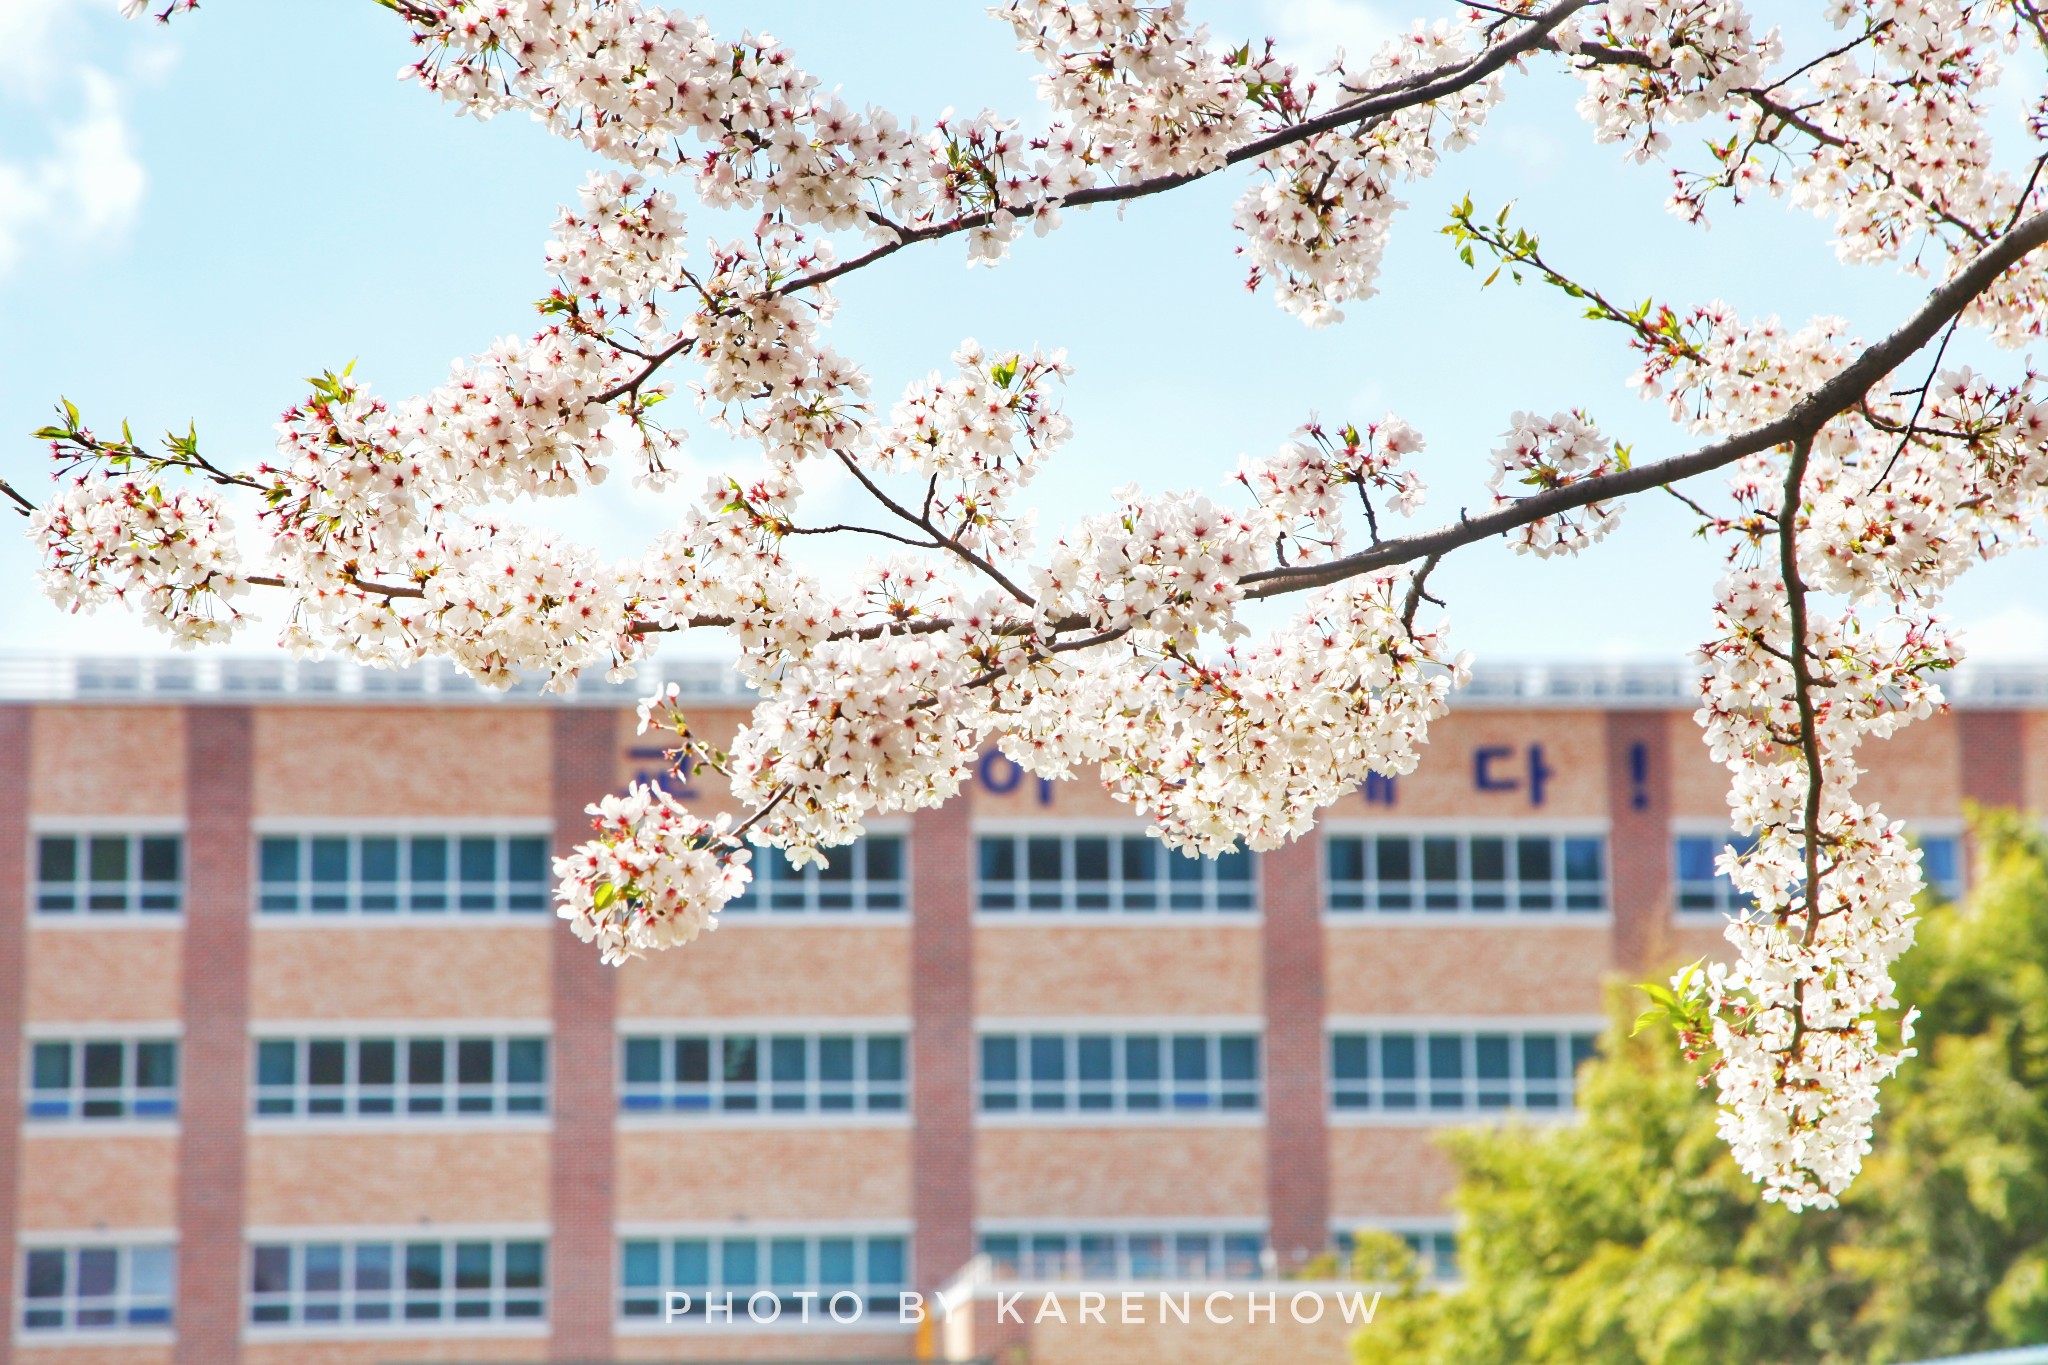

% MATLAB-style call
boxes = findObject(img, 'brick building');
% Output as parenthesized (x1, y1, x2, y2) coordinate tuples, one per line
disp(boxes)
(1, 654, 2040, 1365)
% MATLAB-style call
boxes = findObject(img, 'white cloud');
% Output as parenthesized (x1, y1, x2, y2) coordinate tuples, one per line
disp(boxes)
(1959, 604, 2048, 662)
(0, 0, 152, 280)
(1260, 0, 1396, 69)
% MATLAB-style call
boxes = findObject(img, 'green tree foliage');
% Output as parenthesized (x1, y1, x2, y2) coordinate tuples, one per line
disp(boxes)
(1355, 812, 2048, 1365)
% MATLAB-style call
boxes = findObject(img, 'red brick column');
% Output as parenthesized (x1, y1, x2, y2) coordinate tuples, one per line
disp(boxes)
(1959, 710, 2027, 884)
(550, 707, 618, 1360)
(0, 707, 30, 1365)
(1261, 831, 1328, 1270)
(910, 800, 976, 1292)
(176, 706, 254, 1365)
(1606, 711, 1674, 973)
(1959, 710, 2026, 809)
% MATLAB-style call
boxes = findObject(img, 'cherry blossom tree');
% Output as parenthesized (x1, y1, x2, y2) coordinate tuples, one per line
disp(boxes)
(12, 0, 2048, 1214)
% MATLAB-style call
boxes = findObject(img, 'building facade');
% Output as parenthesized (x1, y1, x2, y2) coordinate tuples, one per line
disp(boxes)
(1, 655, 2042, 1365)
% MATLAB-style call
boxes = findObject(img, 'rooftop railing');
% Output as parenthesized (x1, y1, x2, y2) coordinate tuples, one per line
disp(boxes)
(1, 653, 2044, 708)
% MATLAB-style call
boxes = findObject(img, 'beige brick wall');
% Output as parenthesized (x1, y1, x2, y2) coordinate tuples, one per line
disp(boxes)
(1351, 710, 1609, 819)
(616, 1128, 912, 1222)
(615, 705, 751, 818)
(29, 706, 185, 816)
(1328, 1126, 1460, 1219)
(2022, 712, 2048, 812)
(977, 926, 1263, 1017)
(977, 1127, 1266, 1219)
(1324, 925, 1610, 1016)
(25, 929, 183, 1022)
(15, 1132, 177, 1229)
(11, 1346, 176, 1365)
(1023, 1297, 1361, 1365)
(251, 707, 550, 818)
(249, 926, 550, 1020)
(242, 1341, 545, 1365)
(614, 1333, 915, 1361)
(1855, 712, 1963, 818)
(617, 926, 910, 1018)
(245, 1132, 549, 1225)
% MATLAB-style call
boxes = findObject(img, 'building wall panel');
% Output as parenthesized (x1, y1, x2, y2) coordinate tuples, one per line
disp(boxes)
(617, 927, 910, 1019)
(248, 926, 550, 1021)
(15, 1132, 177, 1230)
(976, 1127, 1265, 1220)
(615, 1128, 912, 1223)
(614, 1334, 914, 1362)
(976, 927, 1262, 1018)
(244, 1131, 549, 1226)
(1328, 1126, 1460, 1219)
(1023, 1303, 1358, 1365)
(251, 707, 549, 819)
(1324, 926, 1610, 1016)
(242, 1341, 544, 1365)
(10, 1347, 176, 1365)
(1858, 713, 1963, 819)
(29, 706, 185, 817)
(1344, 710, 1610, 820)
(24, 929, 183, 1023)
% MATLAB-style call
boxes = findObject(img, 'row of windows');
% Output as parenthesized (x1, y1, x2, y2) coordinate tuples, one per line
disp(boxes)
(1330, 1031, 1598, 1112)
(619, 1234, 908, 1318)
(23, 1228, 1463, 1334)
(249, 1239, 545, 1325)
(979, 1230, 1264, 1281)
(621, 1033, 906, 1114)
(23, 1029, 1602, 1123)
(253, 1036, 547, 1117)
(979, 1033, 1261, 1113)
(21, 1245, 174, 1332)
(35, 829, 1970, 921)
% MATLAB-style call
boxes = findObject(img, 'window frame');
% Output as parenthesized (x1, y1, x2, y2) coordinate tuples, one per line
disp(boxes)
(30, 825, 185, 920)
(1671, 822, 1968, 920)
(617, 1025, 910, 1121)
(250, 1029, 551, 1123)
(251, 824, 554, 920)
(23, 1033, 180, 1123)
(976, 1024, 1264, 1120)
(615, 1226, 912, 1323)
(973, 823, 1259, 919)
(17, 1237, 177, 1335)
(723, 831, 911, 919)
(1331, 1221, 1462, 1284)
(1322, 823, 1610, 918)
(975, 1224, 1268, 1281)
(244, 1233, 548, 1331)
(1327, 1020, 1602, 1121)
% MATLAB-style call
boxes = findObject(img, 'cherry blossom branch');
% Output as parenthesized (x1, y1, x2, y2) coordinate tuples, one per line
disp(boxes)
(1238, 205, 2048, 599)
(1776, 432, 1829, 945)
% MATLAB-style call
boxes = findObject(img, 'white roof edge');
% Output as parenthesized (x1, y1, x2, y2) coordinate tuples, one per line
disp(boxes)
(0, 654, 2043, 709)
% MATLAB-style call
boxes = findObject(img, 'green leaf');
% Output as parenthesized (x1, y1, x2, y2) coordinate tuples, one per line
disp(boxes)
(593, 882, 619, 911)
(61, 397, 79, 428)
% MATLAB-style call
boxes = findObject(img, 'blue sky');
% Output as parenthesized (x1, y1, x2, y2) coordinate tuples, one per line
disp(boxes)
(3, 0, 2044, 665)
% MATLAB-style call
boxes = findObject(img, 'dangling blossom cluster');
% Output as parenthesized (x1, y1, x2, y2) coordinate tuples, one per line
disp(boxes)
(45, 0, 2048, 1210)
(1488, 409, 1625, 556)
(1235, 417, 1427, 561)
(554, 782, 753, 963)
(30, 475, 247, 644)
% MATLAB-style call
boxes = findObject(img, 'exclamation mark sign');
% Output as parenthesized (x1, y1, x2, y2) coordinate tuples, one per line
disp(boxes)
(1629, 741, 1650, 811)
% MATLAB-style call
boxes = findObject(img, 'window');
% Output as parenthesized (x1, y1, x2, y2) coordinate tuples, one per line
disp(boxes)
(726, 835, 906, 914)
(248, 1238, 545, 1325)
(620, 1032, 906, 1114)
(978, 1031, 1260, 1113)
(256, 832, 548, 916)
(978, 1229, 1264, 1280)
(1674, 833, 1758, 917)
(1678, 830, 1963, 916)
(253, 1035, 547, 1118)
(20, 1244, 175, 1332)
(1330, 1030, 1597, 1113)
(34, 833, 181, 915)
(976, 833, 1255, 914)
(1326, 832, 1605, 914)
(1333, 1226, 1460, 1283)
(26, 1038, 177, 1120)
(1919, 834, 1964, 902)
(619, 1232, 908, 1318)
